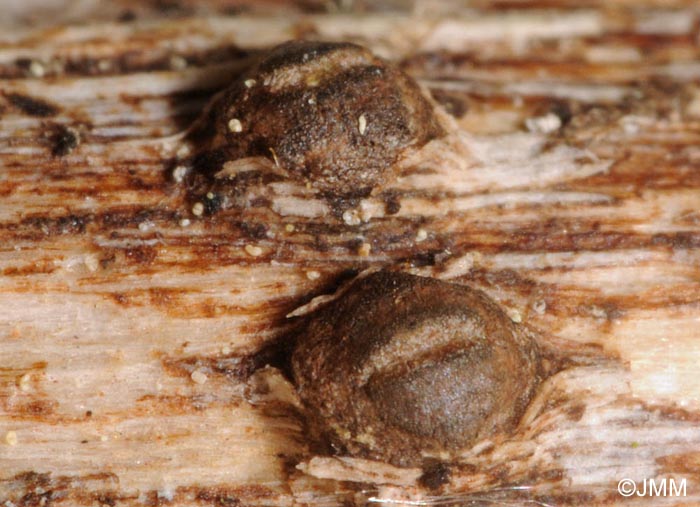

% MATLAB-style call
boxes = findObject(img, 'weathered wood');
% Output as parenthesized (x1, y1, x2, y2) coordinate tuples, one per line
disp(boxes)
(1, 3, 699, 506)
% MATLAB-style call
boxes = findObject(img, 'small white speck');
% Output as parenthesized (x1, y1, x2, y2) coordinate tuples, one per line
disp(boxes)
(285, 224, 295, 233)
(507, 309, 522, 323)
(172, 165, 188, 183)
(170, 55, 187, 70)
(192, 202, 204, 216)
(590, 306, 608, 319)
(84, 254, 99, 272)
(358, 242, 371, 257)
(228, 118, 243, 133)
(191, 369, 208, 384)
(533, 300, 547, 315)
(179, 218, 191, 227)
(416, 229, 428, 242)
(525, 113, 561, 134)
(308, 97, 316, 105)
(176, 144, 191, 159)
(221, 345, 231, 355)
(100, 435, 108, 442)
(18, 373, 31, 392)
(244, 78, 257, 88)
(306, 270, 321, 280)
(97, 59, 111, 72)
(5, 431, 18, 446)
(358, 114, 367, 135)
(342, 210, 361, 226)
(157, 488, 175, 502)
(206, 192, 214, 200)
(138, 221, 152, 232)
(29, 60, 45, 78)
(244, 244, 263, 257)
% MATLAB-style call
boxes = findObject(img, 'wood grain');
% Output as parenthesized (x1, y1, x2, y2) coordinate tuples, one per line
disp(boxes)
(1, 3, 699, 506)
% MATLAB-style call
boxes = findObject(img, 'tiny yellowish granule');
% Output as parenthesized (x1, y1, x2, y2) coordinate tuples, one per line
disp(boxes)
(415, 229, 428, 242)
(18, 373, 31, 392)
(206, 192, 215, 200)
(29, 60, 45, 78)
(507, 308, 522, 323)
(191, 369, 208, 385)
(306, 270, 321, 280)
(169, 55, 187, 70)
(228, 118, 243, 133)
(191, 202, 204, 216)
(5, 431, 18, 446)
(285, 224, 295, 233)
(245, 244, 263, 257)
(97, 59, 111, 72)
(358, 242, 371, 257)
(179, 218, 191, 227)
(221, 345, 232, 355)
(138, 221, 152, 232)
(358, 114, 367, 135)
(100, 435, 109, 442)
(244, 79, 257, 88)
(172, 165, 188, 183)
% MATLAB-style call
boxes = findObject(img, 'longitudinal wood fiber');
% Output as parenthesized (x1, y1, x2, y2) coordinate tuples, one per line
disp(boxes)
(1, 2, 699, 506)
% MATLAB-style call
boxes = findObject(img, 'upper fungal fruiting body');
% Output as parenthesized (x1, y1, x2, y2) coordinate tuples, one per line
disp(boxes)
(191, 40, 443, 195)
(291, 271, 541, 468)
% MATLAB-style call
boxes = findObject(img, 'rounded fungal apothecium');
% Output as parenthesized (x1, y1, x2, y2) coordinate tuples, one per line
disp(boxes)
(192, 40, 444, 194)
(291, 271, 542, 468)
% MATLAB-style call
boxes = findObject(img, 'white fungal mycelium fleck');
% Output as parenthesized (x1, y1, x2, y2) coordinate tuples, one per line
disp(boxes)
(306, 270, 321, 280)
(190, 369, 208, 385)
(342, 210, 361, 226)
(5, 431, 18, 446)
(228, 118, 243, 133)
(172, 165, 188, 183)
(358, 114, 367, 135)
(29, 60, 45, 77)
(244, 244, 263, 257)
(191, 202, 204, 216)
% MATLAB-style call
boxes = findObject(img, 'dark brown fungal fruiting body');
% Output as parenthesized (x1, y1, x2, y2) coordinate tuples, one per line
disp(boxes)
(191, 40, 443, 195)
(291, 271, 541, 468)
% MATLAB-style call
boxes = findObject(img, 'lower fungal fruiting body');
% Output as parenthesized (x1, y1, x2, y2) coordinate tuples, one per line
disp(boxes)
(291, 271, 541, 468)
(187, 40, 443, 198)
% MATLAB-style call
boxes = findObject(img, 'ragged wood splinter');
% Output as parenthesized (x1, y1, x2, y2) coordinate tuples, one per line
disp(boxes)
(187, 40, 444, 196)
(291, 271, 542, 468)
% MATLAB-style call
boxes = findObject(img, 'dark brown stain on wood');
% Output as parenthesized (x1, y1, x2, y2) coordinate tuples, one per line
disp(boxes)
(5, 93, 60, 117)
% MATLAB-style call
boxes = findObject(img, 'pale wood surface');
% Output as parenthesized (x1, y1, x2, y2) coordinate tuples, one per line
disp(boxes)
(1, 2, 699, 506)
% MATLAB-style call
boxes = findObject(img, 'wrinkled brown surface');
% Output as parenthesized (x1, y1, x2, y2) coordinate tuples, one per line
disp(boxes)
(189, 40, 443, 195)
(292, 271, 541, 467)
